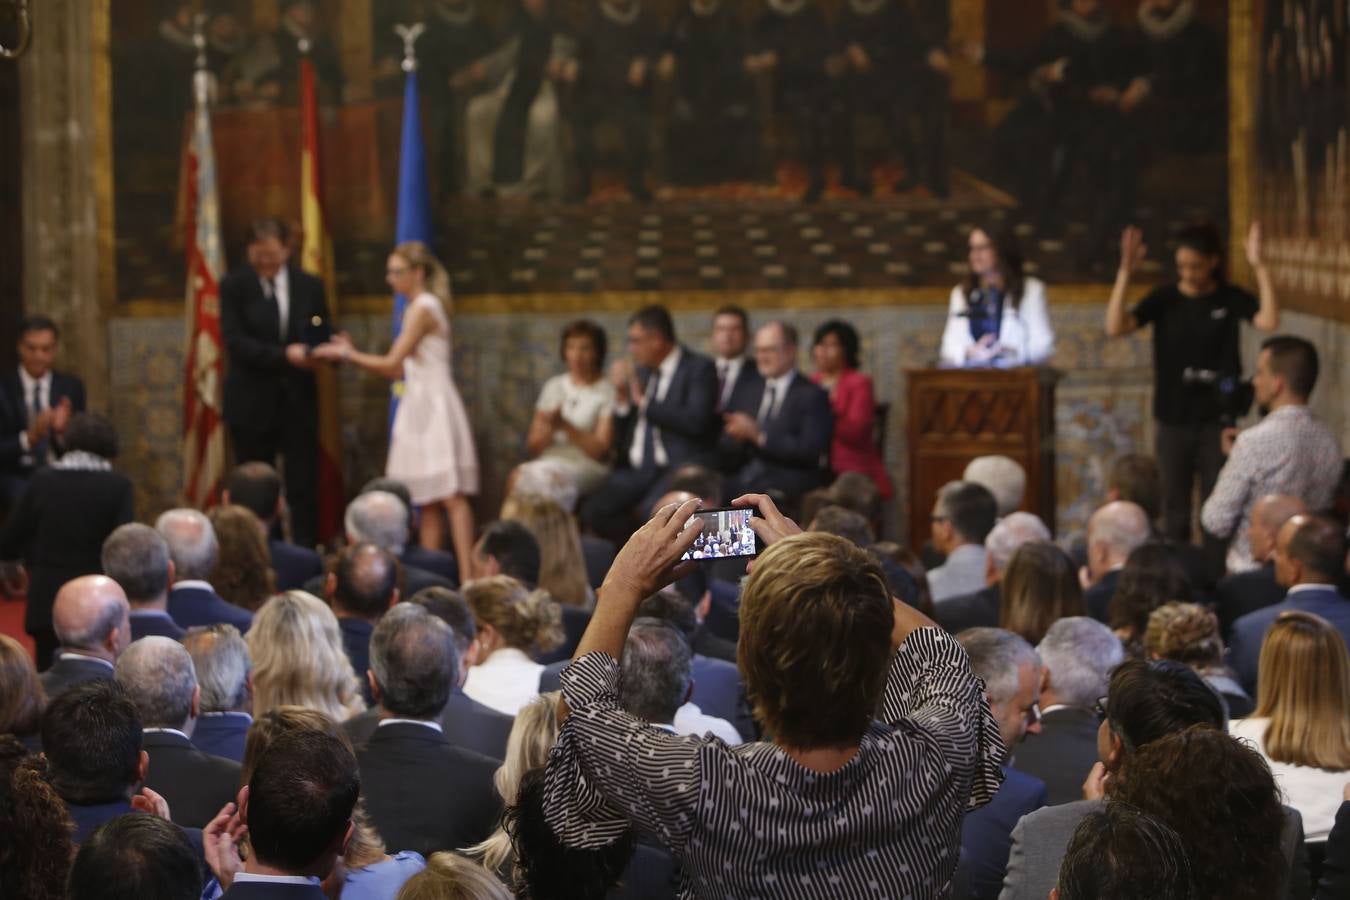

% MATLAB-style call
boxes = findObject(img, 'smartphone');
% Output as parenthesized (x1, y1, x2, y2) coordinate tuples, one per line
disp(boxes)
(681, 506, 758, 561)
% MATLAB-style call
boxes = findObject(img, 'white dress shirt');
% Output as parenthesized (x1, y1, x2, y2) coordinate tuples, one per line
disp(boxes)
(756, 370, 795, 423)
(462, 647, 546, 717)
(715, 356, 745, 408)
(627, 345, 683, 469)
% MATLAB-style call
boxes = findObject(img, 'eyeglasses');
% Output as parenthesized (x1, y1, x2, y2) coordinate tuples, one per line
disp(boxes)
(1092, 696, 1109, 723)
(386, 266, 409, 276)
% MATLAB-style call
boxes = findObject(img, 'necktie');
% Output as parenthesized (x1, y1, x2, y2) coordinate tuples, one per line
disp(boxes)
(29, 381, 41, 417)
(29, 381, 47, 466)
(265, 278, 284, 340)
(641, 369, 661, 469)
(758, 383, 777, 425)
(716, 362, 727, 407)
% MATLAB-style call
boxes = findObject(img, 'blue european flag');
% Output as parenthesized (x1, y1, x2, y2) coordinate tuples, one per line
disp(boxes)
(391, 62, 434, 429)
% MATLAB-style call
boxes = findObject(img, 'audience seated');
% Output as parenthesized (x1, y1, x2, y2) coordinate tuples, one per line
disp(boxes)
(1107, 541, 1192, 656)
(39, 574, 130, 701)
(115, 636, 239, 829)
(208, 505, 277, 612)
(323, 542, 399, 702)
(69, 810, 203, 900)
(708, 305, 756, 420)
(1053, 803, 1194, 900)
(1001, 658, 1227, 900)
(809, 319, 893, 499)
(1231, 611, 1350, 843)
(620, 617, 741, 743)
(1144, 601, 1251, 717)
(1230, 514, 1350, 693)
(999, 541, 1083, 645)
(206, 729, 359, 898)
(222, 461, 323, 589)
(927, 480, 999, 603)
(355, 604, 500, 856)
(937, 511, 1050, 635)
(544, 495, 1003, 896)
(1081, 501, 1151, 623)
(1321, 786, 1350, 899)
(157, 509, 253, 633)
(360, 477, 460, 585)
(799, 470, 882, 532)
(246, 590, 365, 722)
(469, 520, 542, 585)
(102, 523, 184, 641)
(338, 491, 454, 597)
(0, 634, 43, 749)
(963, 455, 1026, 519)
(461, 576, 562, 717)
(0, 734, 71, 900)
(1012, 617, 1123, 805)
(954, 628, 1047, 899)
(1214, 493, 1304, 639)
(395, 852, 512, 900)
(0, 412, 133, 668)
(239, 706, 427, 899)
(182, 624, 253, 762)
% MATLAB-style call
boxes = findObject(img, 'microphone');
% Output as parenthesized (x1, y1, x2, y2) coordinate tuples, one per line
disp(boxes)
(958, 288, 986, 319)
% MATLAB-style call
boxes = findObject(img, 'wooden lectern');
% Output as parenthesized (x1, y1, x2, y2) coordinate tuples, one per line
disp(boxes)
(906, 367, 1059, 550)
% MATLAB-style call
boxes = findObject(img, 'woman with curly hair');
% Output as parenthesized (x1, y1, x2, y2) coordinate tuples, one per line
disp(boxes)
(0, 735, 72, 900)
(246, 591, 366, 722)
(462, 576, 562, 717)
(1108, 541, 1191, 656)
(1145, 601, 1251, 717)
(208, 504, 276, 612)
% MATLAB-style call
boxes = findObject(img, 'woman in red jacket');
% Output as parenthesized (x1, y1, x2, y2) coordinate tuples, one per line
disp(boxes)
(810, 320, 893, 499)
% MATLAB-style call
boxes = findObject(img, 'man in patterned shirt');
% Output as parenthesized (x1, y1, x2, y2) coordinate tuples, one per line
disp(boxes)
(1201, 335, 1342, 577)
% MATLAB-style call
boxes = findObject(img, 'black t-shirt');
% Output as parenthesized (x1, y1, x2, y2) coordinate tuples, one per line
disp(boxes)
(1132, 282, 1258, 425)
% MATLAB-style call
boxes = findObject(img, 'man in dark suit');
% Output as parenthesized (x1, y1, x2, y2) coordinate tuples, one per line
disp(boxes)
(0, 314, 86, 508)
(1081, 501, 1151, 623)
(39, 575, 130, 701)
(102, 523, 185, 642)
(323, 542, 398, 703)
(360, 476, 459, 583)
(1231, 514, 1350, 693)
(219, 218, 330, 548)
(723, 321, 832, 508)
(1012, 616, 1124, 806)
(329, 491, 452, 599)
(709, 304, 758, 414)
(1214, 493, 1303, 640)
(344, 586, 514, 760)
(115, 636, 241, 829)
(157, 508, 253, 633)
(936, 511, 1051, 635)
(216, 729, 357, 899)
(580, 305, 720, 544)
(352, 605, 500, 855)
(223, 461, 323, 587)
(183, 624, 254, 763)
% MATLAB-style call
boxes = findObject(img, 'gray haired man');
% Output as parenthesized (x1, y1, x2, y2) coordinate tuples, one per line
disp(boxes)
(183, 624, 253, 762)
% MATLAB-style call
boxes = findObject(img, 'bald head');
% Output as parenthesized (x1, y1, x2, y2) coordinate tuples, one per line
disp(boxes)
(1274, 514, 1346, 588)
(331, 542, 399, 620)
(1086, 501, 1151, 582)
(1248, 494, 1308, 563)
(52, 575, 131, 660)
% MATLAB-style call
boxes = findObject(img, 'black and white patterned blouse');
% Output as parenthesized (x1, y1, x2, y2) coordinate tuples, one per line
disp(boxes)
(544, 626, 1005, 899)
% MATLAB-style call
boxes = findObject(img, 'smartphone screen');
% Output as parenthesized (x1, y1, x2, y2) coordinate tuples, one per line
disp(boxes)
(681, 507, 757, 561)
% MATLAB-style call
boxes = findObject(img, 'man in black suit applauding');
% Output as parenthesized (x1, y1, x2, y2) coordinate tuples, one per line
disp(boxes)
(580, 305, 720, 543)
(0, 315, 86, 508)
(723, 321, 832, 509)
(219, 218, 330, 548)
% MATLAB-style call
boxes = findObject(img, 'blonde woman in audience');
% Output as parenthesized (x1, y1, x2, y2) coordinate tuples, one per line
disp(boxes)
(236, 707, 426, 900)
(1231, 611, 1350, 842)
(246, 591, 365, 722)
(465, 692, 561, 876)
(500, 493, 593, 609)
(999, 540, 1083, 645)
(207, 504, 276, 612)
(0, 634, 43, 749)
(1144, 601, 1251, 717)
(462, 576, 563, 716)
(396, 852, 513, 900)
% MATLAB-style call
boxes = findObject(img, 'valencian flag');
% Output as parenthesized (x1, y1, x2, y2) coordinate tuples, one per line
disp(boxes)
(182, 61, 226, 509)
(391, 29, 433, 429)
(299, 51, 345, 543)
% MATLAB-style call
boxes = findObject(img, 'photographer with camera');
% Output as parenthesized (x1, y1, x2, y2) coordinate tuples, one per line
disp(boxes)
(1200, 336, 1341, 575)
(1105, 221, 1278, 564)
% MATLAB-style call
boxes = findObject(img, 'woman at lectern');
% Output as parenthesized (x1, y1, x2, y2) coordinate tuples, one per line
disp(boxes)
(939, 227, 1054, 368)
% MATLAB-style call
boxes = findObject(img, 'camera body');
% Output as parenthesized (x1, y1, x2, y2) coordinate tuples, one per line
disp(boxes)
(1181, 367, 1254, 427)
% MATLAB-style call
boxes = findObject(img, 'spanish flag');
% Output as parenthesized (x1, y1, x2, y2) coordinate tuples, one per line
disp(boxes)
(299, 54, 344, 544)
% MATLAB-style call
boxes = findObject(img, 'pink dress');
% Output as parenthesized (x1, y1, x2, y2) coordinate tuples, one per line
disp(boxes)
(386, 292, 480, 505)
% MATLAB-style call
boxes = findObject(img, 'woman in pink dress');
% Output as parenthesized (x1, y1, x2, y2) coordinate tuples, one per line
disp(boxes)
(810, 319, 893, 499)
(313, 242, 478, 583)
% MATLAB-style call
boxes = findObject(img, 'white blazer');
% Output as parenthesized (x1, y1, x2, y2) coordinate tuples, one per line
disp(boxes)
(938, 276, 1054, 367)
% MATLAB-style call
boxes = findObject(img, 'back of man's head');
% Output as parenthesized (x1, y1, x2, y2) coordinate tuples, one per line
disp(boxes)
(1087, 501, 1151, 573)
(1107, 454, 1161, 522)
(936, 481, 999, 545)
(245, 729, 360, 876)
(808, 505, 874, 548)
(1104, 659, 1225, 753)
(985, 511, 1051, 577)
(115, 637, 197, 730)
(344, 491, 410, 553)
(369, 603, 457, 719)
(960, 627, 1040, 706)
(41, 680, 143, 805)
(101, 524, 172, 606)
(620, 618, 692, 726)
(1261, 334, 1319, 400)
(479, 520, 542, 585)
(223, 462, 284, 523)
(360, 478, 415, 527)
(1056, 803, 1194, 900)
(69, 812, 202, 900)
(1037, 617, 1124, 708)
(963, 455, 1026, 518)
(665, 464, 724, 507)
(409, 587, 475, 662)
(53, 575, 130, 656)
(333, 542, 399, 620)
(636, 588, 698, 644)
(154, 509, 218, 582)
(183, 624, 252, 713)
(1287, 514, 1346, 584)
